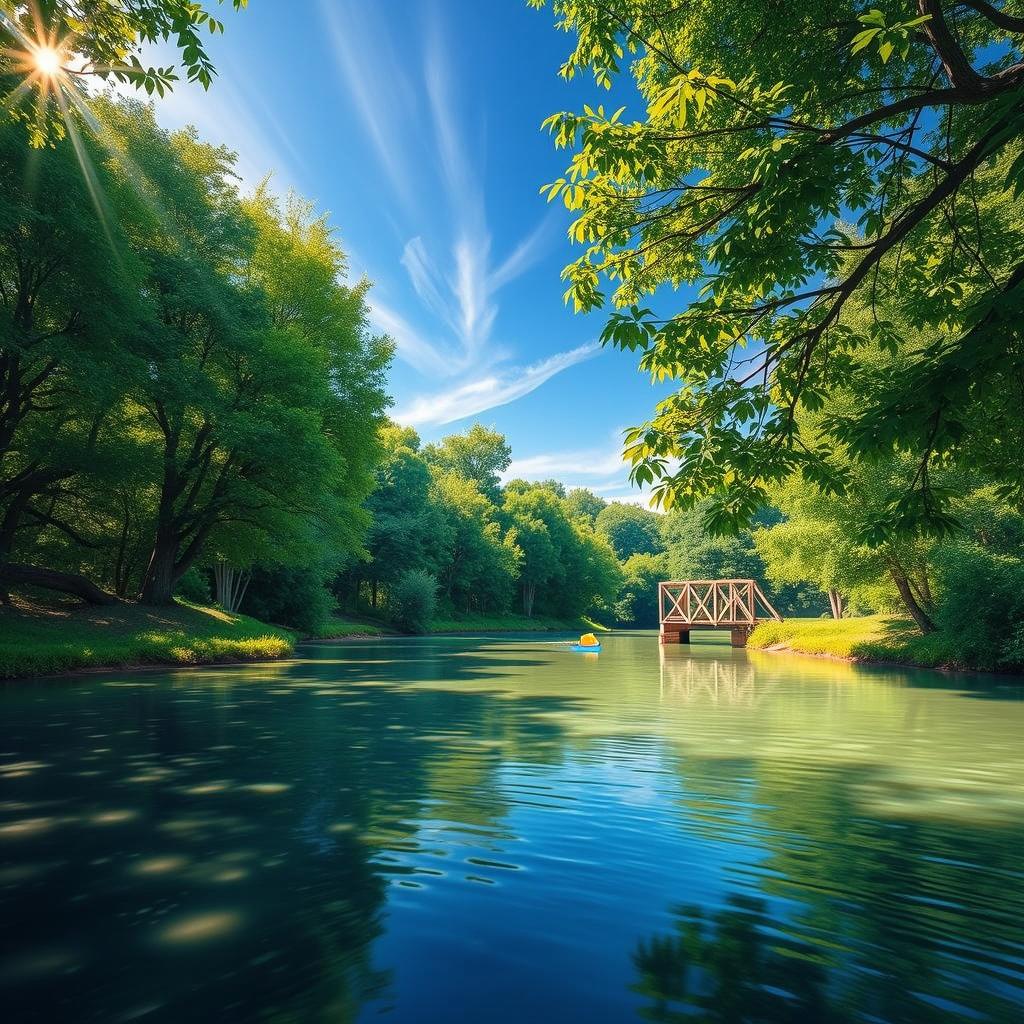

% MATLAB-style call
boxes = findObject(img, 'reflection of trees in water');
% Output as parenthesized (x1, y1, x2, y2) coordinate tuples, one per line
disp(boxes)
(0, 648, 585, 1023)
(633, 895, 843, 1023)
(659, 648, 763, 706)
(642, 758, 1024, 1024)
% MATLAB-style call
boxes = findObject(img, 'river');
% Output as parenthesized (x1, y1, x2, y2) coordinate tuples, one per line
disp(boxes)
(2, 632, 1023, 1022)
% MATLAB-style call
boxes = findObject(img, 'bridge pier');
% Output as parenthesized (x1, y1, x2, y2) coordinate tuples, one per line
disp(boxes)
(730, 626, 752, 648)
(660, 626, 690, 645)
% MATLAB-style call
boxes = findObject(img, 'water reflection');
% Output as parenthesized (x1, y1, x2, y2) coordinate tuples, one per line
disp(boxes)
(659, 646, 762, 705)
(0, 634, 1022, 1022)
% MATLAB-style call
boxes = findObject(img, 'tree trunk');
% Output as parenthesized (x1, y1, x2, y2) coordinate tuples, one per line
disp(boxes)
(139, 540, 177, 605)
(214, 559, 251, 614)
(0, 562, 119, 605)
(827, 588, 844, 619)
(890, 566, 936, 633)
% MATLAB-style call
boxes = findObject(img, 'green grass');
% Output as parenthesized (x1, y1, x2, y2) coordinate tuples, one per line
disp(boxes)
(426, 612, 609, 634)
(305, 616, 386, 639)
(0, 598, 296, 679)
(747, 614, 983, 669)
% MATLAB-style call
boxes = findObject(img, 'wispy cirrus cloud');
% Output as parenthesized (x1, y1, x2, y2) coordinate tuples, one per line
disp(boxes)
(395, 343, 601, 427)
(321, 0, 564, 421)
(502, 435, 659, 508)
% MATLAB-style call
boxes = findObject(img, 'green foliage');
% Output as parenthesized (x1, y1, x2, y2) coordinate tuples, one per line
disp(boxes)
(1, 0, 249, 145)
(388, 569, 438, 635)
(175, 567, 212, 605)
(595, 502, 664, 559)
(424, 424, 511, 501)
(534, 0, 1024, 534)
(241, 567, 335, 635)
(564, 487, 607, 524)
(615, 552, 668, 627)
(0, 93, 390, 613)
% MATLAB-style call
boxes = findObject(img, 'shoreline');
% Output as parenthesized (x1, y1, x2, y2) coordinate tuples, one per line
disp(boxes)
(749, 640, 1024, 680)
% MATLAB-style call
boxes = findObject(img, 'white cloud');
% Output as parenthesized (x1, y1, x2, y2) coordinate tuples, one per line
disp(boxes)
(395, 343, 601, 427)
(321, 0, 555, 390)
(319, 0, 419, 210)
(506, 448, 627, 480)
(367, 297, 461, 378)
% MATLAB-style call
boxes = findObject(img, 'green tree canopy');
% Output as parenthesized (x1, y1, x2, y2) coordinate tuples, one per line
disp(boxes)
(564, 486, 607, 524)
(424, 424, 512, 502)
(534, 0, 1024, 533)
(595, 501, 664, 559)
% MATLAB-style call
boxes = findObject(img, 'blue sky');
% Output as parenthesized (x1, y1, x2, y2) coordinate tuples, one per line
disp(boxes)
(140, 0, 676, 500)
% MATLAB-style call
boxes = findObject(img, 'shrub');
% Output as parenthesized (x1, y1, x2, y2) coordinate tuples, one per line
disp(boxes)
(241, 566, 335, 635)
(930, 543, 1024, 670)
(388, 570, 437, 634)
(175, 566, 212, 604)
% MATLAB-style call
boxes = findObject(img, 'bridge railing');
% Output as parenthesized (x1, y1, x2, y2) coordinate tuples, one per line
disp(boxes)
(658, 579, 782, 627)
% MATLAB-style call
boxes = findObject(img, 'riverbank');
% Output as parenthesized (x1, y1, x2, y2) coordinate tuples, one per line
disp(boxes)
(748, 615, 1022, 672)
(310, 611, 608, 639)
(0, 597, 296, 679)
(0, 600, 609, 678)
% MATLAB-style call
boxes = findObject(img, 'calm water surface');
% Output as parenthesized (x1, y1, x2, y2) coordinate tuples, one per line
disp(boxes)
(2, 632, 1024, 1022)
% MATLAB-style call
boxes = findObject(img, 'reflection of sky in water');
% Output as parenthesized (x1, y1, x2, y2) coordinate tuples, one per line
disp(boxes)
(0, 633, 1022, 1023)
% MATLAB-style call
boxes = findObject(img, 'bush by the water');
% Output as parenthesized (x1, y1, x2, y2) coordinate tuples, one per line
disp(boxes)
(175, 567, 212, 605)
(241, 567, 335, 635)
(389, 570, 437, 634)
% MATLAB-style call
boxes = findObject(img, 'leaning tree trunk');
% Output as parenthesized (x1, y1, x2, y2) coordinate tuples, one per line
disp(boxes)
(827, 588, 845, 619)
(0, 562, 119, 605)
(890, 566, 936, 634)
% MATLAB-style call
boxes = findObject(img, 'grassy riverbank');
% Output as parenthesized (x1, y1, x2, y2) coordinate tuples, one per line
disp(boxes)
(0, 598, 296, 679)
(310, 611, 608, 639)
(748, 615, 1020, 672)
(0, 600, 610, 679)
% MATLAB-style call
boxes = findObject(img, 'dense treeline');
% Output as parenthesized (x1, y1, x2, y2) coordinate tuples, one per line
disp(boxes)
(335, 424, 623, 631)
(332, 420, 832, 634)
(0, 95, 390, 608)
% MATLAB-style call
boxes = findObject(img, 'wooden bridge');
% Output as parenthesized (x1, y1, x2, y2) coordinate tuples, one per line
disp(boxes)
(659, 579, 782, 647)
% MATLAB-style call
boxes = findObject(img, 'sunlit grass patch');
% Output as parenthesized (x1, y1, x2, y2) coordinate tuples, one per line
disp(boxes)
(747, 614, 976, 669)
(306, 616, 387, 639)
(0, 598, 295, 678)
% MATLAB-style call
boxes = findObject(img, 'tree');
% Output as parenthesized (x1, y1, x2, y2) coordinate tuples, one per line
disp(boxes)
(503, 483, 621, 619)
(616, 552, 668, 627)
(424, 424, 511, 502)
(91, 101, 389, 604)
(534, 0, 1024, 532)
(354, 426, 447, 610)
(1, 0, 249, 145)
(564, 486, 606, 524)
(595, 501, 664, 559)
(430, 472, 517, 614)
(504, 503, 555, 617)
(0, 108, 141, 603)
(753, 471, 928, 623)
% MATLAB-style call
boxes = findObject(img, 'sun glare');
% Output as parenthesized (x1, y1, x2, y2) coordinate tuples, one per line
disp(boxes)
(33, 45, 62, 77)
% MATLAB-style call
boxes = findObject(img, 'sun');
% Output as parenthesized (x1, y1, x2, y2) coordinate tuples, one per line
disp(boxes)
(32, 45, 63, 77)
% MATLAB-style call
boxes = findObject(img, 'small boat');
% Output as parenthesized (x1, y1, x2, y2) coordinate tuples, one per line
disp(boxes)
(569, 632, 601, 654)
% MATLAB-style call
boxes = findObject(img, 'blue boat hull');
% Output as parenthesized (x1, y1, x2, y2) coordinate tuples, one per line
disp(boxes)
(570, 644, 601, 653)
